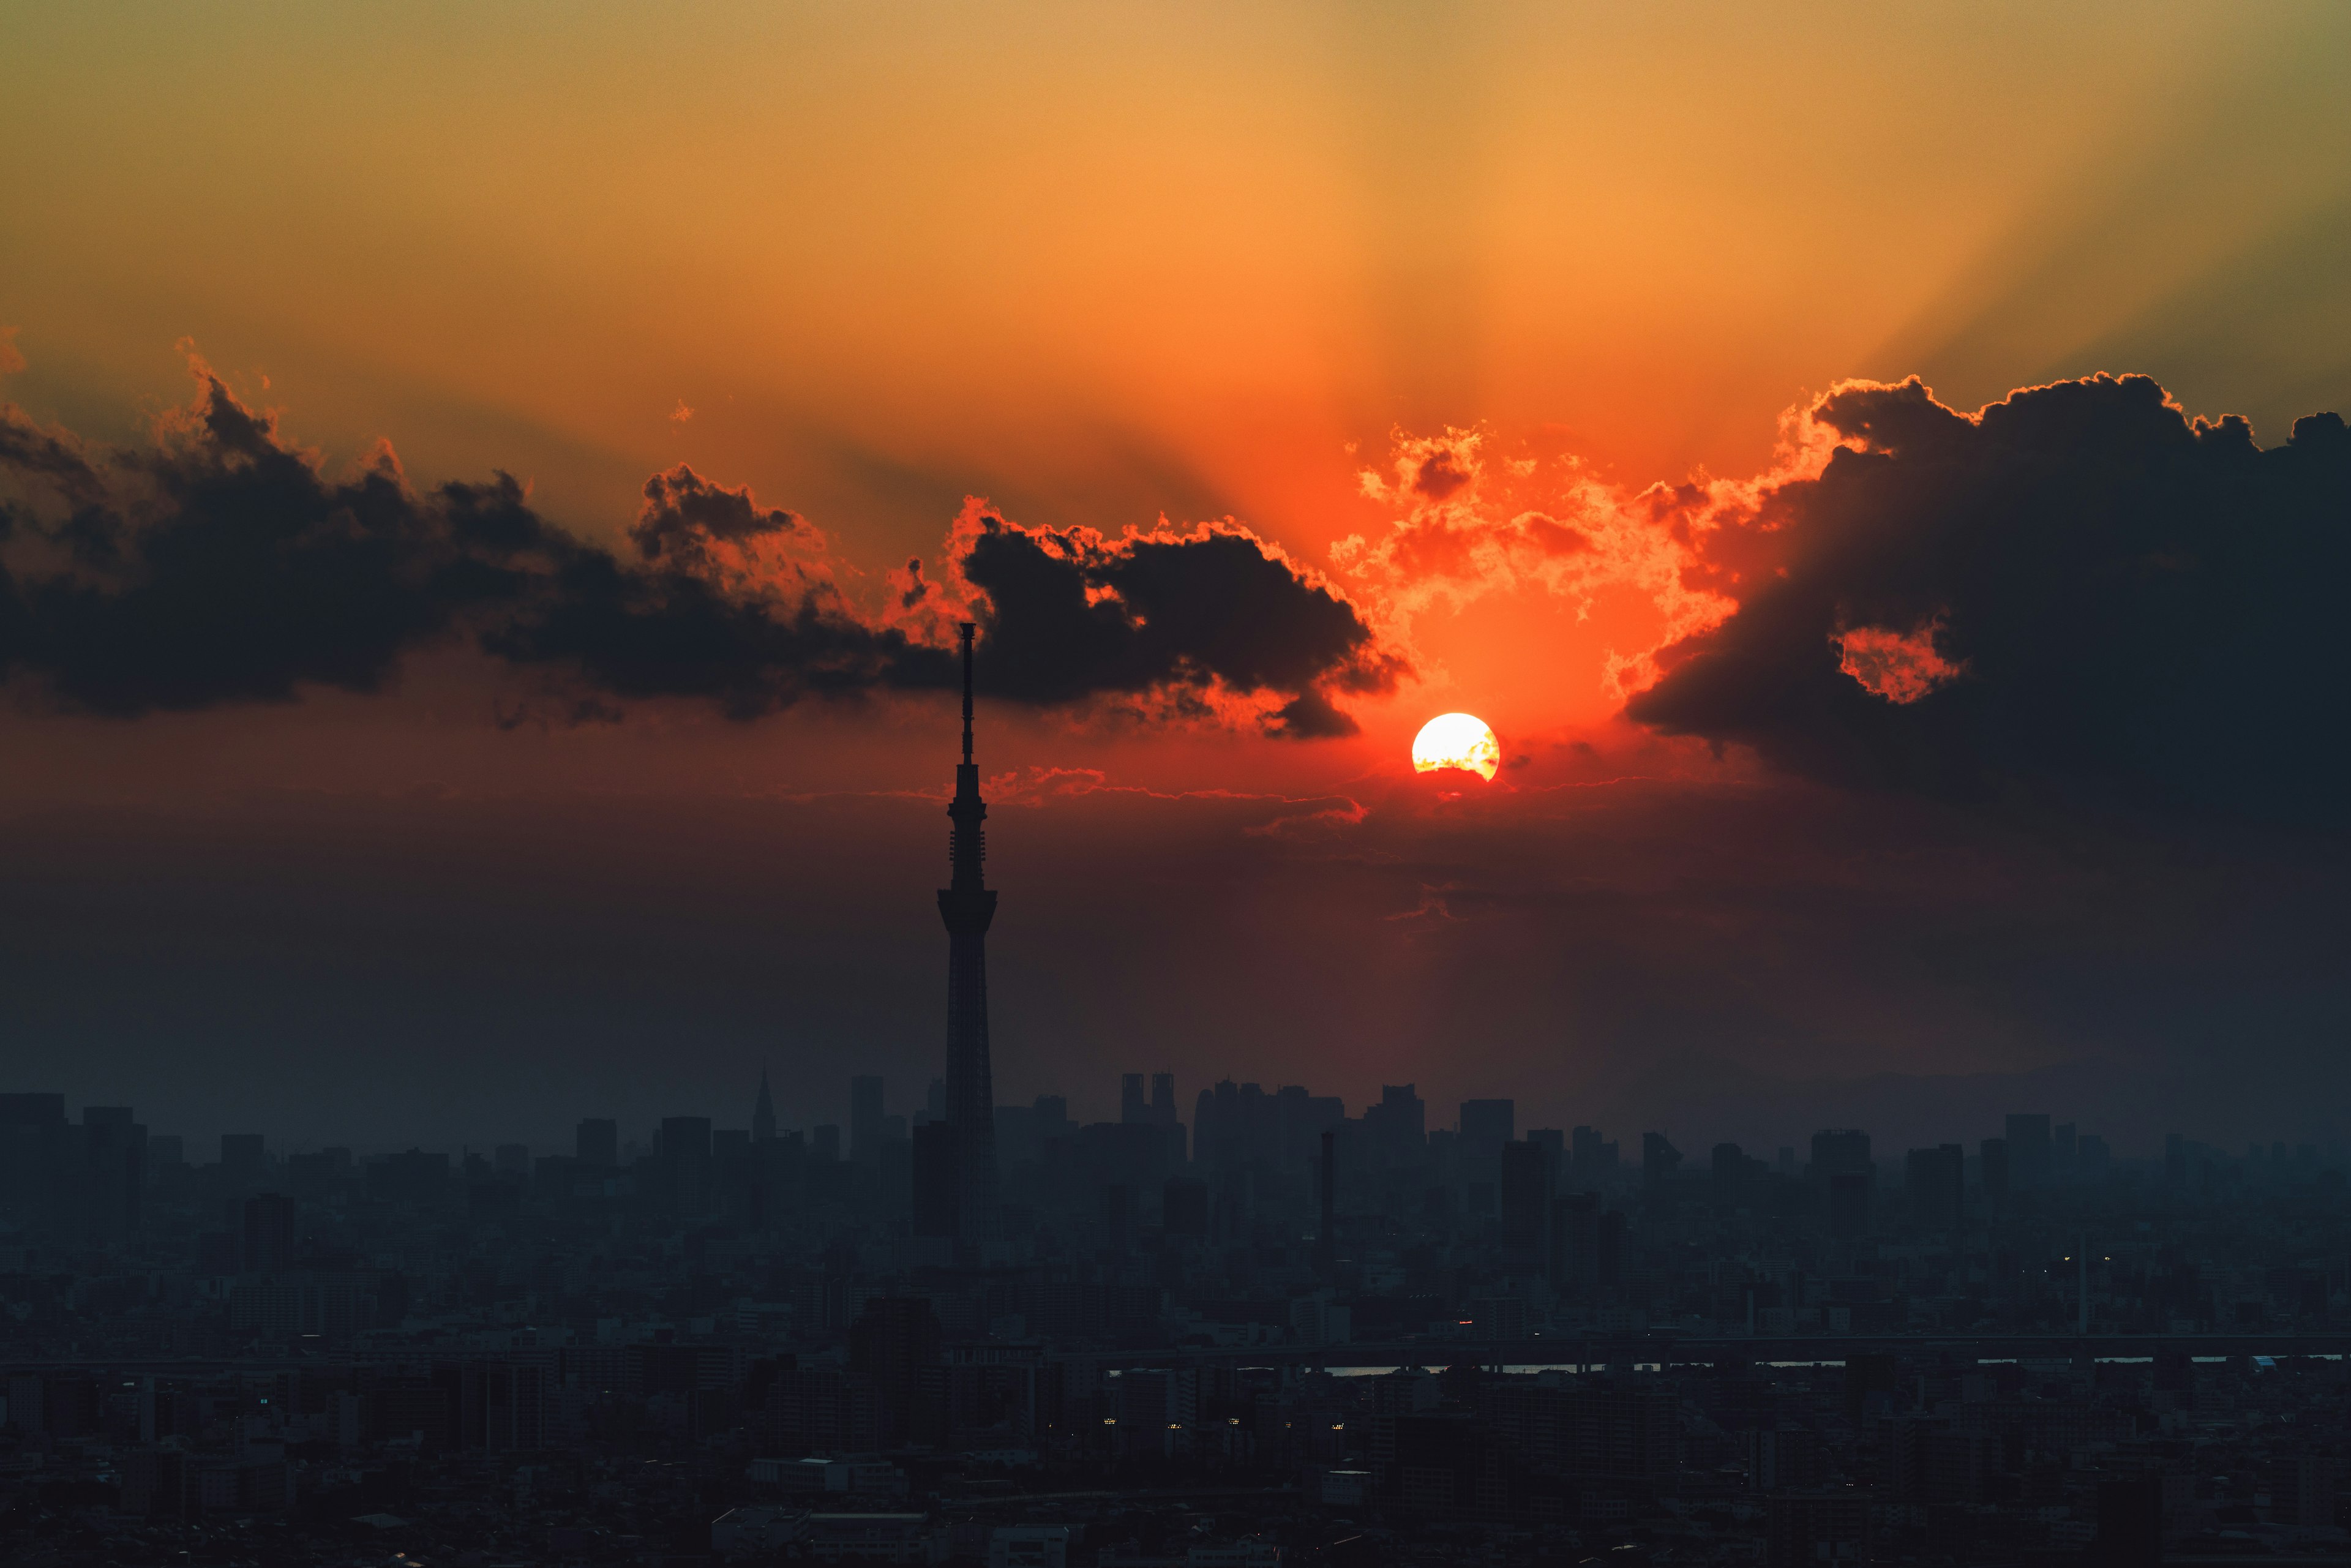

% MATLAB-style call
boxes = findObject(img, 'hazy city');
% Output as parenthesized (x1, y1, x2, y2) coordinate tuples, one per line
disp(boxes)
(5, 630, 2350, 1566)
(10, 5, 2351, 1566)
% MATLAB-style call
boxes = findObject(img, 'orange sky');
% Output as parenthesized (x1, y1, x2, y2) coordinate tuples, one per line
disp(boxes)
(5, 5, 2351, 1140)
(9, 2, 2351, 801)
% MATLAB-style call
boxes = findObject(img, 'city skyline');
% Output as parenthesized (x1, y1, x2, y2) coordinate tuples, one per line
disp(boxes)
(9, 8, 2351, 1559)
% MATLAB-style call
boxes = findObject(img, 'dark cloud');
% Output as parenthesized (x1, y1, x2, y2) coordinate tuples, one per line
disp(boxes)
(628, 464, 817, 561)
(0, 360, 1392, 731)
(944, 509, 1404, 734)
(1629, 373, 2351, 826)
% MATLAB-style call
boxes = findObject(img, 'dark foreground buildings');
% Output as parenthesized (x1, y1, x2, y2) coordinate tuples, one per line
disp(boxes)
(6, 1076, 2351, 1565)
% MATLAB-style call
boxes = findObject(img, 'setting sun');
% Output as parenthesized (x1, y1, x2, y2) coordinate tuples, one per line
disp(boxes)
(1411, 713, 1500, 782)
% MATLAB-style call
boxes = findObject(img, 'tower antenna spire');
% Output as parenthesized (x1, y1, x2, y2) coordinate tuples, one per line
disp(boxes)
(959, 622, 975, 765)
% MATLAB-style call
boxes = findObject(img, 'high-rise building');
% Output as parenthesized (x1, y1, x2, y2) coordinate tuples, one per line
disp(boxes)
(1980, 1137, 2009, 1212)
(937, 624, 1000, 1243)
(1570, 1125, 1614, 1187)
(1120, 1073, 1147, 1125)
(1643, 1131, 1682, 1188)
(1809, 1129, 1872, 1234)
(242, 1192, 294, 1275)
(1499, 1139, 1554, 1277)
(1150, 1072, 1176, 1124)
(1460, 1100, 1515, 1159)
(576, 1119, 618, 1168)
(221, 1133, 266, 1177)
(1363, 1086, 1425, 1168)
(660, 1116, 713, 1217)
(82, 1107, 145, 1240)
(1905, 1144, 1965, 1230)
(850, 1076, 885, 1157)
(752, 1070, 776, 1144)
(2004, 1114, 2052, 1190)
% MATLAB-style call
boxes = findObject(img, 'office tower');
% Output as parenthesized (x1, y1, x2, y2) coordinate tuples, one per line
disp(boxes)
(937, 623, 999, 1242)
(1163, 1176, 1209, 1237)
(1905, 1144, 1965, 1230)
(1459, 1099, 1515, 1158)
(752, 1070, 776, 1143)
(910, 1121, 958, 1238)
(1980, 1138, 2009, 1212)
(1571, 1125, 1605, 1185)
(1150, 1072, 1176, 1124)
(1824, 1171, 1870, 1238)
(1314, 1130, 1337, 1277)
(1121, 1073, 1147, 1125)
(1550, 1190, 1599, 1291)
(242, 1192, 294, 1275)
(1811, 1130, 1872, 1237)
(2054, 1121, 2076, 1178)
(1363, 1086, 1426, 1168)
(221, 1133, 266, 1177)
(81, 1107, 145, 1240)
(1711, 1142, 1757, 1214)
(660, 1117, 713, 1217)
(1499, 1139, 1554, 1277)
(813, 1125, 841, 1163)
(1643, 1131, 1682, 1188)
(2004, 1114, 2051, 1190)
(576, 1118, 618, 1168)
(850, 1076, 885, 1157)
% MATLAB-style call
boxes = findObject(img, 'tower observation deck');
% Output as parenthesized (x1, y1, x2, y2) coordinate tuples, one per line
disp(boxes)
(936, 623, 999, 1242)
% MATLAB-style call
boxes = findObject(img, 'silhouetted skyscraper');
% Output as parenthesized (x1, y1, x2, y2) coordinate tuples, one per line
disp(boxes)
(1314, 1129, 1337, 1278)
(1643, 1131, 1682, 1189)
(1121, 1073, 1147, 1125)
(1460, 1099, 1515, 1159)
(1812, 1129, 1873, 1237)
(1150, 1072, 1176, 1124)
(752, 1070, 776, 1144)
(1980, 1137, 2009, 1214)
(1905, 1144, 1964, 1230)
(1500, 1138, 1553, 1277)
(937, 623, 999, 1242)
(242, 1191, 293, 1275)
(2005, 1113, 2052, 1190)
(576, 1118, 617, 1167)
(660, 1116, 712, 1217)
(850, 1075, 885, 1157)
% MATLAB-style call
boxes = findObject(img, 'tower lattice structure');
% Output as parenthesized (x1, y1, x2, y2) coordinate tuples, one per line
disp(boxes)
(937, 623, 999, 1240)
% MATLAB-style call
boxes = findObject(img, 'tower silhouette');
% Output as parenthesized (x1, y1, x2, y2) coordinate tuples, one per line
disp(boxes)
(752, 1067, 776, 1144)
(937, 623, 999, 1241)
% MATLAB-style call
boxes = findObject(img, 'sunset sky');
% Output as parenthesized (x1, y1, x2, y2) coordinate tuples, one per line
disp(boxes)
(4, 3, 2347, 1152)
